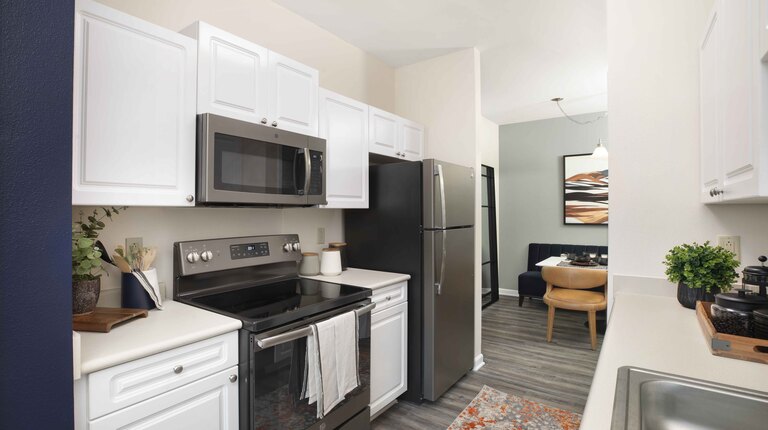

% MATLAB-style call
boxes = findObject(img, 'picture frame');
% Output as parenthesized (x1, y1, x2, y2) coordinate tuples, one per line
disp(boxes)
(563, 153, 608, 225)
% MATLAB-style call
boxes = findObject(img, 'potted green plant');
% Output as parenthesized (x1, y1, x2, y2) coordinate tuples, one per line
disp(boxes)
(663, 241, 739, 309)
(72, 207, 125, 315)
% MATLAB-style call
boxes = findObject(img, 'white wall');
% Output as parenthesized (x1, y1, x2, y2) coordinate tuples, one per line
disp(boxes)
(394, 48, 484, 362)
(395, 48, 481, 168)
(97, 0, 395, 111)
(607, 0, 768, 307)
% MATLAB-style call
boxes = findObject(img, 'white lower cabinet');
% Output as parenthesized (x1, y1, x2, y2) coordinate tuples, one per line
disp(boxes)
(369, 283, 408, 417)
(90, 367, 238, 430)
(75, 332, 238, 430)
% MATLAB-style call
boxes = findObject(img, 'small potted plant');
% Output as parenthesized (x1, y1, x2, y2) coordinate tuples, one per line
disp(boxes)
(72, 207, 125, 315)
(664, 241, 739, 309)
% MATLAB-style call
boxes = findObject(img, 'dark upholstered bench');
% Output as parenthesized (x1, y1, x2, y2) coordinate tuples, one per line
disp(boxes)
(517, 243, 608, 306)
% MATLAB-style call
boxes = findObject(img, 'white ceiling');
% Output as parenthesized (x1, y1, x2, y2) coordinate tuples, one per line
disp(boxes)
(275, 0, 607, 125)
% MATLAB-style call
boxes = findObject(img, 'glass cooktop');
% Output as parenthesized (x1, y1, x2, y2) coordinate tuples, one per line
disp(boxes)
(187, 278, 371, 333)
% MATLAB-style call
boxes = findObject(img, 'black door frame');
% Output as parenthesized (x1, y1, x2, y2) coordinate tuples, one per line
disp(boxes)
(481, 165, 500, 308)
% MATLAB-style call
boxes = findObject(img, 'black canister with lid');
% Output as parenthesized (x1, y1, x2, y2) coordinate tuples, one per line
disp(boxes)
(711, 256, 768, 337)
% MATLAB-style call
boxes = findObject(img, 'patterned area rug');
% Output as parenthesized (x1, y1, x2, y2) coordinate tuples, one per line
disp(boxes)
(448, 386, 582, 430)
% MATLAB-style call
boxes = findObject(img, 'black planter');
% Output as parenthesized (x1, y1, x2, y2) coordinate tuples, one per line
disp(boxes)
(73, 278, 100, 315)
(677, 282, 719, 309)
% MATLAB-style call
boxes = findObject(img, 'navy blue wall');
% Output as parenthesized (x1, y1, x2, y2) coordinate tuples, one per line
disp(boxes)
(0, 0, 75, 428)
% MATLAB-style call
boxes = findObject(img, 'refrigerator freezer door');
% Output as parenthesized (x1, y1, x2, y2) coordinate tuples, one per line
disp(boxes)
(423, 227, 475, 401)
(423, 159, 475, 229)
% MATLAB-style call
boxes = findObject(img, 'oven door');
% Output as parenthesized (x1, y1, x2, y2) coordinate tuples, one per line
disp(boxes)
(198, 114, 325, 206)
(242, 302, 371, 430)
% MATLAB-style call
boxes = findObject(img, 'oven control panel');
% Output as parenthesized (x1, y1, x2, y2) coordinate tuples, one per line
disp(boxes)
(230, 242, 270, 259)
(174, 234, 301, 276)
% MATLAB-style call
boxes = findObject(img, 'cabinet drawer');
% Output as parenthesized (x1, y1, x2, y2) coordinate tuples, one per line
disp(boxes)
(89, 366, 238, 430)
(88, 331, 237, 420)
(371, 281, 407, 313)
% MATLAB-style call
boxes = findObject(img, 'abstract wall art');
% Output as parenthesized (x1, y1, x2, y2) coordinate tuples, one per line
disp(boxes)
(563, 154, 608, 225)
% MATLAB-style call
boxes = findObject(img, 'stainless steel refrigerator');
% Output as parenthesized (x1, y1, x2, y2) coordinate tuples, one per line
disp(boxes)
(344, 159, 475, 402)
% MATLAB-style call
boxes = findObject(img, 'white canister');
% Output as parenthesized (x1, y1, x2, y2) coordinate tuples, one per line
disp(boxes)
(320, 248, 342, 276)
(299, 252, 320, 276)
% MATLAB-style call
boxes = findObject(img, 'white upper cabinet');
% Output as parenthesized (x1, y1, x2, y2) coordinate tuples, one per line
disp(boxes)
(700, 5, 722, 203)
(400, 119, 425, 161)
(183, 22, 319, 136)
(699, 0, 767, 203)
(268, 52, 319, 136)
(319, 89, 369, 209)
(761, 0, 768, 60)
(72, 0, 197, 207)
(369, 107, 400, 157)
(368, 107, 425, 161)
(184, 22, 268, 125)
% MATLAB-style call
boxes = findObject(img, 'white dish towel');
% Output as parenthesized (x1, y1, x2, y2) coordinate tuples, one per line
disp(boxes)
(302, 310, 360, 418)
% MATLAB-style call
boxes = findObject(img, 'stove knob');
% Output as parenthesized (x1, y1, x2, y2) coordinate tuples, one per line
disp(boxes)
(186, 252, 200, 263)
(291, 242, 301, 252)
(283, 243, 293, 253)
(201, 250, 213, 262)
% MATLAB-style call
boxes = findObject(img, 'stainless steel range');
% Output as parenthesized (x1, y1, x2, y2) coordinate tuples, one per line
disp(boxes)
(173, 234, 372, 430)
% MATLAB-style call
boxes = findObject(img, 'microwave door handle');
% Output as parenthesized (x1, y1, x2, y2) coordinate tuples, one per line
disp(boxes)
(255, 302, 376, 349)
(304, 148, 311, 196)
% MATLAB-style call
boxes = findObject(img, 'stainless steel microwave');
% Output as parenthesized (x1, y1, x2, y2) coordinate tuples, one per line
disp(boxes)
(197, 114, 326, 206)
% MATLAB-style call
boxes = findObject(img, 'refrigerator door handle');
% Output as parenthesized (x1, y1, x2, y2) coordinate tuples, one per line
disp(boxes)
(435, 164, 447, 229)
(435, 230, 447, 295)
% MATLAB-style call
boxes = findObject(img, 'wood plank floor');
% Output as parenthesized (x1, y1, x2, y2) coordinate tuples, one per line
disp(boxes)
(371, 296, 603, 429)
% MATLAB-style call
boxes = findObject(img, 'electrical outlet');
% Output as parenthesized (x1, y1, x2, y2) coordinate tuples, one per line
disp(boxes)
(717, 235, 741, 262)
(125, 237, 143, 257)
(317, 227, 325, 245)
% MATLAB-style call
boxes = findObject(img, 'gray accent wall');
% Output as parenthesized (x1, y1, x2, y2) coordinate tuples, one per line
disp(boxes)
(499, 113, 608, 292)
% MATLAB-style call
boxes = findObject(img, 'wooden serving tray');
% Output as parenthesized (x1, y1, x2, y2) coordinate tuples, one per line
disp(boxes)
(73, 307, 148, 333)
(696, 301, 768, 364)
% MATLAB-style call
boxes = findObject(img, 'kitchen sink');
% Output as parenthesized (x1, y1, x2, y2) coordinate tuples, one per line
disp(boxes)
(611, 366, 768, 430)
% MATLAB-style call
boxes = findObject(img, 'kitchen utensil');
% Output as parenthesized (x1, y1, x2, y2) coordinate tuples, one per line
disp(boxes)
(329, 242, 348, 270)
(320, 248, 342, 276)
(142, 247, 157, 271)
(94, 240, 114, 266)
(112, 254, 132, 273)
(299, 252, 320, 276)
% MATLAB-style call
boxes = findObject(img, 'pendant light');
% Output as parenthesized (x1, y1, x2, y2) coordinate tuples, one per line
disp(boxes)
(591, 139, 608, 159)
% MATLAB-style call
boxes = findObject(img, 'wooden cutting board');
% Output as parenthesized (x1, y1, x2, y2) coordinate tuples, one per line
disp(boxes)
(73, 307, 148, 333)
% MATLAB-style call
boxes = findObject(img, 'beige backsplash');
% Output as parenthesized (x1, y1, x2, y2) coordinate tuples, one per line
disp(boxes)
(72, 206, 344, 307)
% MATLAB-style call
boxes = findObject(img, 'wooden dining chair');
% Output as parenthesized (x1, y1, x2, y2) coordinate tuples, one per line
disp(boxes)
(541, 266, 607, 350)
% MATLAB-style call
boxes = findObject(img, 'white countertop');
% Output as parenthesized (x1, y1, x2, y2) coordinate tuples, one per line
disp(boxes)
(76, 301, 241, 376)
(301, 268, 410, 290)
(581, 292, 768, 429)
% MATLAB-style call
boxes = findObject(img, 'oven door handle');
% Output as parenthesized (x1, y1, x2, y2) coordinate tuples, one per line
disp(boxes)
(254, 302, 376, 349)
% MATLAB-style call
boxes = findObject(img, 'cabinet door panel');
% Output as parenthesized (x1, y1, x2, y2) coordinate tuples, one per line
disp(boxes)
(319, 89, 369, 208)
(370, 302, 407, 416)
(89, 367, 238, 430)
(268, 52, 319, 136)
(368, 107, 399, 157)
(73, 0, 196, 206)
(196, 22, 268, 123)
(400, 119, 424, 161)
(720, 0, 757, 198)
(700, 5, 721, 202)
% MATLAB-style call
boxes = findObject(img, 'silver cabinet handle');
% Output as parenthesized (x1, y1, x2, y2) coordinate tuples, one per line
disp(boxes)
(261, 118, 267, 124)
(386, 296, 391, 301)
(173, 365, 183, 374)
(272, 121, 278, 127)
(229, 374, 238, 383)
(709, 189, 714, 197)
(186, 195, 194, 202)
